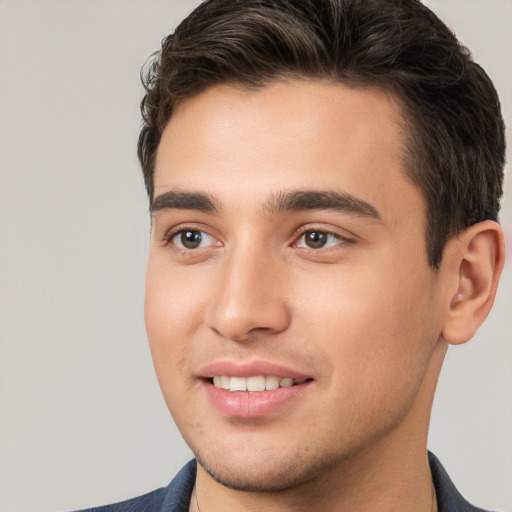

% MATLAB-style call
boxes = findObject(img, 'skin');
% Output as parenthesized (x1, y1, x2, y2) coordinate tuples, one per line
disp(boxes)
(145, 80, 504, 511)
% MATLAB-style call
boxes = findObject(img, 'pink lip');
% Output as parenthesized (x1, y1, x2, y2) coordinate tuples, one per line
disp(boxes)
(198, 360, 313, 418)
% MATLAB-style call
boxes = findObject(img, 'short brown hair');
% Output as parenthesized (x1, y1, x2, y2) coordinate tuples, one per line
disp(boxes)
(138, 0, 505, 268)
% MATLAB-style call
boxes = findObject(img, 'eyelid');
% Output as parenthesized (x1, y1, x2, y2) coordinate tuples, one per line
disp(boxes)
(292, 225, 356, 247)
(159, 222, 355, 252)
(161, 223, 221, 249)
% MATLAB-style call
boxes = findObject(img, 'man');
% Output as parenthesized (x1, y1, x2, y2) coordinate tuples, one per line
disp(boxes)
(80, 0, 505, 510)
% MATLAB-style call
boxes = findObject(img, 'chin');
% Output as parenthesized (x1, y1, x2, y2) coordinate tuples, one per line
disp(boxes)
(195, 450, 342, 492)
(186, 422, 369, 494)
(179, 422, 330, 491)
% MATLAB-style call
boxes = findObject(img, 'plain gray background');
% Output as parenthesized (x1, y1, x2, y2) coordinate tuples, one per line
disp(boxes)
(0, 1, 510, 511)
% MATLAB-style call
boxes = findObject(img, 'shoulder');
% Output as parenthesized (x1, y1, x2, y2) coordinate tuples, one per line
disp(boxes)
(75, 488, 165, 512)
(74, 459, 197, 512)
(428, 452, 495, 512)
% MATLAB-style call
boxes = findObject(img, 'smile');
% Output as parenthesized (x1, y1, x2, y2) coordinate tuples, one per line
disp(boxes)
(199, 361, 314, 417)
(211, 375, 309, 392)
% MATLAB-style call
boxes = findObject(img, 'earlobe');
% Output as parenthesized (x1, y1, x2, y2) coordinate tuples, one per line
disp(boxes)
(442, 220, 505, 345)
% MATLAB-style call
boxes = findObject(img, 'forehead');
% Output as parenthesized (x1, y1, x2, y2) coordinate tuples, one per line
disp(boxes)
(154, 80, 422, 223)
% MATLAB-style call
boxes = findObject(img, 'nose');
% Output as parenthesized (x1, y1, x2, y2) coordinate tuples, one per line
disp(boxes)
(204, 245, 291, 342)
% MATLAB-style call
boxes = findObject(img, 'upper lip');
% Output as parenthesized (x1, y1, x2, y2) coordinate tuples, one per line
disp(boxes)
(199, 360, 312, 380)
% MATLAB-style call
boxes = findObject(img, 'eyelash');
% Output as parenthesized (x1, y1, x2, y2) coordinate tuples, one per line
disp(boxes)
(162, 225, 354, 253)
(293, 228, 353, 250)
(163, 225, 220, 252)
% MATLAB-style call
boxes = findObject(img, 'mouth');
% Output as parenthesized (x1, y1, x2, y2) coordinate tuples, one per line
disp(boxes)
(198, 361, 314, 417)
(209, 375, 312, 392)
(199, 362, 314, 418)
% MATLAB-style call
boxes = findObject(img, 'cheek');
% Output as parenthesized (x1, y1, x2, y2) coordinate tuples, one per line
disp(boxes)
(300, 261, 439, 390)
(144, 258, 205, 397)
(145, 255, 205, 339)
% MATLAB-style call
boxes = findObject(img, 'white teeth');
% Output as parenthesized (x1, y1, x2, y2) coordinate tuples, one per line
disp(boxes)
(212, 375, 301, 392)
(220, 375, 230, 390)
(247, 376, 266, 392)
(265, 375, 280, 390)
(229, 377, 247, 391)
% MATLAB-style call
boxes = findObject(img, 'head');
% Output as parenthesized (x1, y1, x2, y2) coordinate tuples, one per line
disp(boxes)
(139, 0, 505, 269)
(139, 0, 506, 498)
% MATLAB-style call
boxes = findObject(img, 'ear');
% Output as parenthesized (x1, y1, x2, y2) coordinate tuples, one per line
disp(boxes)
(442, 220, 505, 345)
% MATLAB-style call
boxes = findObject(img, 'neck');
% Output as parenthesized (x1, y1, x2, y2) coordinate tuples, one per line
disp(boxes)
(192, 341, 446, 512)
(192, 446, 437, 512)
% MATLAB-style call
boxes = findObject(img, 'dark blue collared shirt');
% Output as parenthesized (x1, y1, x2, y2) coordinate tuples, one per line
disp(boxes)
(77, 452, 493, 512)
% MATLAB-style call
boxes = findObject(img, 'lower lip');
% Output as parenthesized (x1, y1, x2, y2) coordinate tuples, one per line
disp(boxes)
(202, 381, 312, 418)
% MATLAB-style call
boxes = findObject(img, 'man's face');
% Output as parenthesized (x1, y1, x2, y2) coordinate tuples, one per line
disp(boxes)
(146, 81, 446, 491)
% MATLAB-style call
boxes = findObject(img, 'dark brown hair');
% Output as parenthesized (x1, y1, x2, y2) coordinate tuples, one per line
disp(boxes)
(138, 0, 505, 268)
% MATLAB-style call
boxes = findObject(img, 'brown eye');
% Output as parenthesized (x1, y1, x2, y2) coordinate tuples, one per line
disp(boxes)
(295, 230, 344, 250)
(303, 231, 328, 249)
(172, 230, 215, 250)
(181, 230, 202, 249)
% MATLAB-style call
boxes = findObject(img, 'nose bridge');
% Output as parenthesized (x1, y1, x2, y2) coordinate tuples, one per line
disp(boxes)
(205, 237, 290, 341)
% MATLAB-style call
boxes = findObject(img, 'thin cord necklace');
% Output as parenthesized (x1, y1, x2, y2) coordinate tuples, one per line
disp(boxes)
(195, 489, 201, 512)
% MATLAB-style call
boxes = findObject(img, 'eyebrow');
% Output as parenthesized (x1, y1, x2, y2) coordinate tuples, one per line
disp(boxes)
(265, 190, 381, 220)
(151, 188, 381, 221)
(151, 190, 219, 213)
